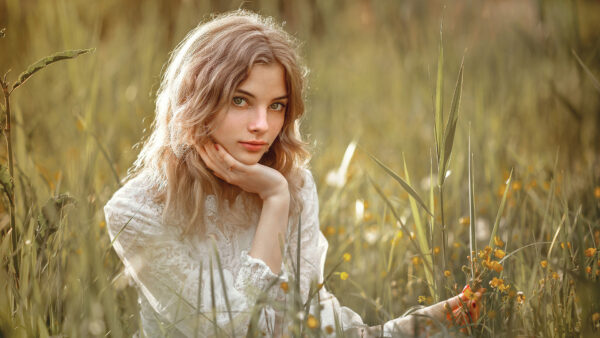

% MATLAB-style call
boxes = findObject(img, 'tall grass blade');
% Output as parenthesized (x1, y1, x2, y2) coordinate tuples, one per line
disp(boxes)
(434, 23, 444, 170)
(211, 241, 234, 337)
(368, 176, 434, 285)
(402, 155, 435, 298)
(369, 154, 433, 216)
(546, 213, 567, 261)
(488, 169, 512, 248)
(440, 56, 464, 185)
(11, 48, 94, 92)
(209, 257, 218, 337)
(468, 129, 476, 282)
(572, 49, 600, 93)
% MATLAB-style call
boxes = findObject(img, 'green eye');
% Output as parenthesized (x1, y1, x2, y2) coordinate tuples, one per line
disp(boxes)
(232, 97, 246, 106)
(270, 102, 286, 111)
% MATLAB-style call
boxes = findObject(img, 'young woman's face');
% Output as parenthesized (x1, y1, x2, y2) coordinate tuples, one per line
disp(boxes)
(211, 63, 288, 165)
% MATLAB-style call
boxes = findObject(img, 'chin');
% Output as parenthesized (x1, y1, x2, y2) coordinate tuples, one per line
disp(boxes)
(234, 153, 263, 165)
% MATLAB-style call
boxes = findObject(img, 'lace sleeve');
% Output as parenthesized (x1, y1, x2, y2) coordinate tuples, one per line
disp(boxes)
(104, 175, 282, 337)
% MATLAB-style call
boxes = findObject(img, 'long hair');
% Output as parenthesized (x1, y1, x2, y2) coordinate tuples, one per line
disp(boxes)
(129, 10, 310, 236)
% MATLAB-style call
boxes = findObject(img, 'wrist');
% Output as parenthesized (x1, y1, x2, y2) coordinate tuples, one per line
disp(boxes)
(259, 179, 289, 201)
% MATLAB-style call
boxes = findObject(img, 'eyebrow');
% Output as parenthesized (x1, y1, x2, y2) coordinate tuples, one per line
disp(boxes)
(235, 89, 288, 101)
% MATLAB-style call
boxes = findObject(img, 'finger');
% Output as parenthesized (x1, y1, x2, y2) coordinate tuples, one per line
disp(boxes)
(213, 143, 244, 172)
(203, 143, 230, 174)
(198, 145, 228, 180)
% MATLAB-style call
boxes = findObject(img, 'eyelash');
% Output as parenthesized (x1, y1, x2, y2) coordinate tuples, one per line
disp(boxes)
(232, 97, 286, 111)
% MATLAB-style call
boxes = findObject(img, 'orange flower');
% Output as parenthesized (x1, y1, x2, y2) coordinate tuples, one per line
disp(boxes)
(280, 282, 289, 293)
(494, 249, 506, 259)
(540, 260, 548, 268)
(494, 236, 505, 248)
(594, 187, 600, 199)
(584, 248, 597, 257)
(444, 270, 451, 277)
(490, 261, 503, 273)
(585, 266, 592, 274)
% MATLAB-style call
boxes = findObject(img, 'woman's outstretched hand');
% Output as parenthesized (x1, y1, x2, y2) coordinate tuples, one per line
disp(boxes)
(196, 141, 289, 201)
(447, 285, 486, 332)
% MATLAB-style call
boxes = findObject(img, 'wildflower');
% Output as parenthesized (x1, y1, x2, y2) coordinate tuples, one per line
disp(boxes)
(595, 187, 600, 199)
(325, 226, 336, 236)
(340, 272, 349, 281)
(479, 246, 492, 260)
(512, 181, 522, 191)
(490, 261, 503, 273)
(463, 287, 474, 300)
(552, 272, 560, 280)
(584, 247, 597, 257)
(459, 216, 470, 226)
(99, 221, 106, 229)
(280, 282, 289, 293)
(489, 277, 504, 288)
(585, 266, 592, 274)
(592, 312, 600, 324)
(517, 291, 525, 304)
(494, 236, 504, 248)
(343, 253, 352, 262)
(418, 296, 427, 304)
(306, 315, 319, 329)
(453, 242, 461, 248)
(412, 256, 421, 266)
(508, 289, 516, 298)
(540, 260, 548, 268)
(560, 242, 565, 249)
(494, 249, 506, 259)
(363, 212, 373, 222)
(325, 325, 334, 334)
(444, 270, 451, 277)
(433, 247, 440, 255)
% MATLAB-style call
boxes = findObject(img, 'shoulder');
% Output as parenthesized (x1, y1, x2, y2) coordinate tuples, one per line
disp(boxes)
(103, 171, 165, 232)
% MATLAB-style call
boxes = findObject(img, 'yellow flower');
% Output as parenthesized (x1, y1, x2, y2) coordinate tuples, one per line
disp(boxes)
(433, 246, 440, 255)
(453, 242, 461, 248)
(494, 236, 504, 248)
(99, 221, 106, 229)
(552, 272, 560, 280)
(592, 312, 600, 322)
(280, 282, 289, 293)
(325, 226, 336, 236)
(340, 272, 349, 281)
(490, 261, 504, 273)
(585, 266, 592, 274)
(584, 247, 597, 257)
(306, 315, 319, 329)
(459, 216, 470, 226)
(595, 187, 600, 199)
(417, 295, 432, 304)
(560, 242, 565, 249)
(489, 277, 504, 288)
(343, 253, 352, 262)
(540, 260, 548, 268)
(412, 256, 421, 266)
(494, 249, 506, 259)
(444, 270, 451, 277)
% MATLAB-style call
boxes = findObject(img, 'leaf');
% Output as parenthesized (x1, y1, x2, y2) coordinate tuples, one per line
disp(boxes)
(439, 56, 464, 185)
(488, 169, 512, 248)
(370, 154, 433, 216)
(12, 48, 94, 91)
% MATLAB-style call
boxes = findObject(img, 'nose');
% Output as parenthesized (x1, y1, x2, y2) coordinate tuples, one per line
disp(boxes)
(248, 106, 268, 133)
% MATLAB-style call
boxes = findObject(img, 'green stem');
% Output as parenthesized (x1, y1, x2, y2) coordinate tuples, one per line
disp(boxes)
(438, 184, 447, 293)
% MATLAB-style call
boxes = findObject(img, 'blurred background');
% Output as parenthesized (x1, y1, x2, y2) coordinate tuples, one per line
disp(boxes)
(1, 0, 600, 336)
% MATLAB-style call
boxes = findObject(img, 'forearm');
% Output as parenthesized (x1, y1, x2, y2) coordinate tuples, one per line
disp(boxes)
(248, 190, 290, 274)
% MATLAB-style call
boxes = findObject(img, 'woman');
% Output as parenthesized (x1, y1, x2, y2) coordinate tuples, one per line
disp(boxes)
(104, 10, 483, 337)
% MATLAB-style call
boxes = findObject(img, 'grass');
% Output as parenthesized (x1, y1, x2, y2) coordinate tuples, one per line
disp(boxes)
(1, 0, 600, 336)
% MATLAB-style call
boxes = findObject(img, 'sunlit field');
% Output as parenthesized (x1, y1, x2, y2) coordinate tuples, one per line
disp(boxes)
(1, 0, 600, 336)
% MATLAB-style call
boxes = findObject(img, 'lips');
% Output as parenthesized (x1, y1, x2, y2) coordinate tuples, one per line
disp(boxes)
(239, 141, 267, 152)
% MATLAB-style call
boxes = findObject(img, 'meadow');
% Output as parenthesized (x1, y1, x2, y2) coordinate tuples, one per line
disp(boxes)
(1, 0, 600, 336)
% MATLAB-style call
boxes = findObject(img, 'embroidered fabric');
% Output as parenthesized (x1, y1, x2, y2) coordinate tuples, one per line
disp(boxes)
(104, 169, 418, 337)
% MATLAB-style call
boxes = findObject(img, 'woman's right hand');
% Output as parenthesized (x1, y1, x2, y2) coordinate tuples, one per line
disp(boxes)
(196, 140, 289, 201)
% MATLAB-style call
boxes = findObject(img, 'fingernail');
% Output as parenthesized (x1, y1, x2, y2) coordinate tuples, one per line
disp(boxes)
(214, 144, 219, 150)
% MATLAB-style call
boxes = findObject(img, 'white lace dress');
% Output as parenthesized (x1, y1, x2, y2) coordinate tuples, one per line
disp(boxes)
(104, 169, 415, 337)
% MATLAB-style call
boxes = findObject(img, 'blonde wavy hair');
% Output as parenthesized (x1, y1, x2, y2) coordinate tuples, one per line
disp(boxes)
(129, 10, 310, 236)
